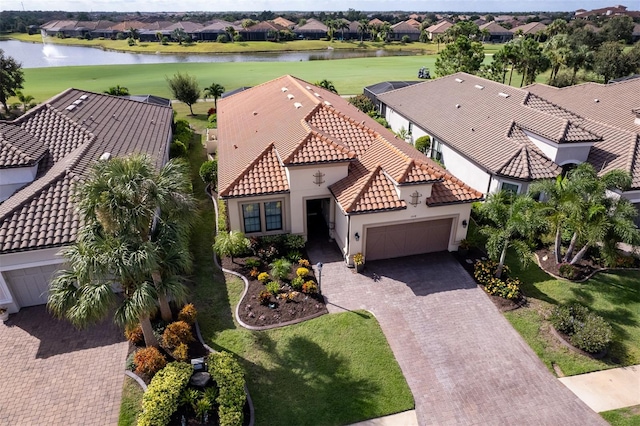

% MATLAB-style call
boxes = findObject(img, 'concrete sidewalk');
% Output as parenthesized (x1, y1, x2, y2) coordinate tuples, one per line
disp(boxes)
(559, 365, 640, 412)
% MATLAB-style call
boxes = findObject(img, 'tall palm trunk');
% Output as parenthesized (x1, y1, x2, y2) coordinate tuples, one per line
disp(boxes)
(570, 243, 590, 265)
(152, 271, 173, 322)
(140, 315, 158, 347)
(508, 65, 515, 85)
(554, 226, 562, 263)
(495, 243, 508, 278)
(563, 232, 579, 262)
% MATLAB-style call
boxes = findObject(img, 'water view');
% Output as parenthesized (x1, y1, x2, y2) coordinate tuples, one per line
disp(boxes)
(0, 39, 416, 68)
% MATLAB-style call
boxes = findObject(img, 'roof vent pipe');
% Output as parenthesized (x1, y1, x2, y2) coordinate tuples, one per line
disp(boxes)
(99, 152, 112, 161)
(455, 104, 461, 108)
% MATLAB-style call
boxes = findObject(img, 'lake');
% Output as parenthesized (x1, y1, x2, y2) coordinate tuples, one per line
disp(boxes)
(0, 39, 416, 68)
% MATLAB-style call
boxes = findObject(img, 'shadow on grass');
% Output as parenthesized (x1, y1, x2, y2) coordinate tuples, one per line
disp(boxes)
(245, 334, 379, 426)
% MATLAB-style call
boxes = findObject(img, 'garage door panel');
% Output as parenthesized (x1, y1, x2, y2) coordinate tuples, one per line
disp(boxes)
(365, 218, 452, 261)
(4, 264, 60, 308)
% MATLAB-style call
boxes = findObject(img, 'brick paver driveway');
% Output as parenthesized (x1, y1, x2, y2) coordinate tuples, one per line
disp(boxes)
(0, 306, 128, 425)
(310, 245, 605, 425)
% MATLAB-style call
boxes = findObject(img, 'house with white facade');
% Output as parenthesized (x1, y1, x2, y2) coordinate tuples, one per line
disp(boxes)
(376, 73, 640, 222)
(0, 90, 173, 313)
(216, 75, 483, 266)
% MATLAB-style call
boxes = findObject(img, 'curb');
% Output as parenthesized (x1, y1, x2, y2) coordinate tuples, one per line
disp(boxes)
(533, 253, 640, 283)
(124, 370, 147, 392)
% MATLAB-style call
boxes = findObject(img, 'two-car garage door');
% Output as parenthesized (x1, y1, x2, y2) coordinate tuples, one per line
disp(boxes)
(3, 264, 59, 308)
(365, 218, 453, 261)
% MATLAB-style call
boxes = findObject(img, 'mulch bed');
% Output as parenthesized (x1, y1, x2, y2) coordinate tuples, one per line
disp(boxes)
(535, 247, 600, 281)
(453, 247, 526, 312)
(222, 256, 328, 327)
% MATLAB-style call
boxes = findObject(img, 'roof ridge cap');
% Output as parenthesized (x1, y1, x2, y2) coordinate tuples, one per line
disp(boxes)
(290, 77, 323, 105)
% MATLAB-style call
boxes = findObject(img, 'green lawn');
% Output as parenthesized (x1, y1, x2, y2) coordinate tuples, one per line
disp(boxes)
(17, 52, 546, 105)
(118, 377, 144, 426)
(186, 139, 413, 425)
(600, 405, 640, 426)
(503, 256, 640, 377)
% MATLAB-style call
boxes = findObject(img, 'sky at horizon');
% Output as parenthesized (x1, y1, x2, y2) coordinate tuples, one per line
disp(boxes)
(5, 0, 636, 13)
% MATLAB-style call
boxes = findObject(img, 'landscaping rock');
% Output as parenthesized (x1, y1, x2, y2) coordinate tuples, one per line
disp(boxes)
(189, 372, 211, 387)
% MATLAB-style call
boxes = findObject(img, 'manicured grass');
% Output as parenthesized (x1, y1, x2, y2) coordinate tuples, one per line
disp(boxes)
(118, 377, 144, 426)
(172, 101, 215, 133)
(18, 52, 545, 105)
(600, 405, 640, 426)
(186, 140, 414, 425)
(503, 255, 640, 376)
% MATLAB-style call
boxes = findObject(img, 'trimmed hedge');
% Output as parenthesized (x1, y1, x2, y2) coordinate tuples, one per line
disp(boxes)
(137, 362, 194, 426)
(473, 260, 521, 300)
(208, 351, 246, 426)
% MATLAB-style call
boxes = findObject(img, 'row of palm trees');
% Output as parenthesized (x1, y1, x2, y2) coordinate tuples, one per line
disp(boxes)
(478, 164, 640, 278)
(48, 155, 195, 347)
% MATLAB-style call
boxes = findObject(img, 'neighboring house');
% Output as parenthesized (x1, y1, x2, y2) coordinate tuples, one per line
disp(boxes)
(425, 20, 452, 40)
(390, 21, 421, 42)
(510, 22, 548, 39)
(375, 72, 640, 222)
(575, 4, 640, 19)
(294, 19, 328, 40)
(633, 23, 640, 42)
(363, 81, 421, 111)
(217, 75, 482, 266)
(479, 22, 513, 43)
(241, 21, 284, 41)
(0, 90, 173, 314)
(195, 20, 242, 41)
(272, 17, 296, 29)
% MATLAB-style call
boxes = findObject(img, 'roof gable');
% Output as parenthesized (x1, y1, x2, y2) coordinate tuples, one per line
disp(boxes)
(221, 143, 289, 198)
(0, 123, 47, 168)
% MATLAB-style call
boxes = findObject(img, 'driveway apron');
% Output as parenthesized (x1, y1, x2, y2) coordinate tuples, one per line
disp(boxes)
(0, 306, 128, 426)
(310, 246, 605, 426)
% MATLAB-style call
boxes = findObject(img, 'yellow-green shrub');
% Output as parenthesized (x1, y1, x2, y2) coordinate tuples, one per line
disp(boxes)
(208, 351, 246, 426)
(296, 267, 309, 277)
(137, 362, 194, 426)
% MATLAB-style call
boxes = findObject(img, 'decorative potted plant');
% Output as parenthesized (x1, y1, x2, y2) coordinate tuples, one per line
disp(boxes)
(458, 239, 471, 256)
(0, 306, 9, 322)
(353, 253, 365, 273)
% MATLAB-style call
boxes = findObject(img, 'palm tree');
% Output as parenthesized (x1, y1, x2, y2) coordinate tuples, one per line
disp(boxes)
(567, 44, 593, 85)
(172, 28, 187, 45)
(47, 154, 194, 346)
(15, 90, 34, 112)
(104, 85, 130, 96)
(544, 34, 571, 83)
(478, 191, 546, 278)
(128, 27, 140, 40)
(204, 82, 225, 110)
(225, 26, 236, 42)
(357, 19, 369, 42)
(156, 31, 163, 43)
(325, 19, 337, 41)
(315, 79, 338, 94)
(337, 20, 349, 41)
(379, 22, 393, 43)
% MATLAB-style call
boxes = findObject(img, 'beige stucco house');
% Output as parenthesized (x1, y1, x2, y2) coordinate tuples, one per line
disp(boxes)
(216, 75, 482, 265)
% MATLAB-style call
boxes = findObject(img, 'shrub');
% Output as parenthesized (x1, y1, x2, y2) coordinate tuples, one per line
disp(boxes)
(208, 352, 246, 426)
(348, 94, 375, 114)
(249, 267, 259, 278)
(218, 200, 228, 232)
(296, 267, 309, 278)
(353, 252, 364, 265)
(245, 258, 261, 268)
(401, 35, 411, 44)
(266, 281, 280, 296)
(613, 255, 636, 268)
(286, 250, 302, 262)
(558, 263, 578, 280)
(284, 234, 306, 250)
(161, 36, 169, 44)
(138, 362, 194, 426)
(374, 116, 389, 128)
(162, 321, 194, 349)
(217, 34, 228, 43)
(302, 281, 318, 294)
(550, 304, 613, 353)
(125, 351, 137, 371)
(270, 258, 292, 281)
(127, 37, 136, 46)
(414, 135, 431, 154)
(134, 347, 167, 378)
(291, 276, 304, 290)
(298, 259, 310, 268)
(124, 324, 144, 345)
(207, 107, 216, 116)
(484, 277, 521, 300)
(233, 34, 243, 42)
(169, 140, 187, 158)
(258, 290, 271, 305)
(172, 343, 189, 361)
(473, 259, 509, 284)
(178, 303, 197, 325)
(199, 159, 218, 188)
(257, 272, 270, 283)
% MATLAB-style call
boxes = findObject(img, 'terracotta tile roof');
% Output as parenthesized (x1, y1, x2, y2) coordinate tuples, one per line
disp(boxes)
(391, 21, 421, 34)
(272, 17, 295, 28)
(283, 131, 355, 165)
(429, 174, 485, 206)
(426, 20, 452, 34)
(295, 19, 327, 32)
(218, 75, 483, 214)
(223, 144, 289, 197)
(0, 89, 173, 254)
(479, 21, 512, 35)
(0, 123, 47, 168)
(498, 125, 562, 180)
(510, 22, 547, 34)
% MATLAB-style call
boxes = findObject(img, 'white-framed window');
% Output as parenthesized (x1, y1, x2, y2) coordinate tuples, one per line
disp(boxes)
(501, 182, 521, 194)
(431, 138, 443, 162)
(241, 200, 284, 234)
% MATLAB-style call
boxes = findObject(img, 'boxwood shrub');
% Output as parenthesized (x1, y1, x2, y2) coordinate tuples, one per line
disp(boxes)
(137, 362, 194, 426)
(208, 351, 246, 426)
(550, 303, 613, 353)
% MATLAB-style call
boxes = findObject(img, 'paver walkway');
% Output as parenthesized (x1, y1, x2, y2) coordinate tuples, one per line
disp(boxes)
(0, 306, 128, 425)
(560, 365, 640, 412)
(309, 243, 606, 425)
